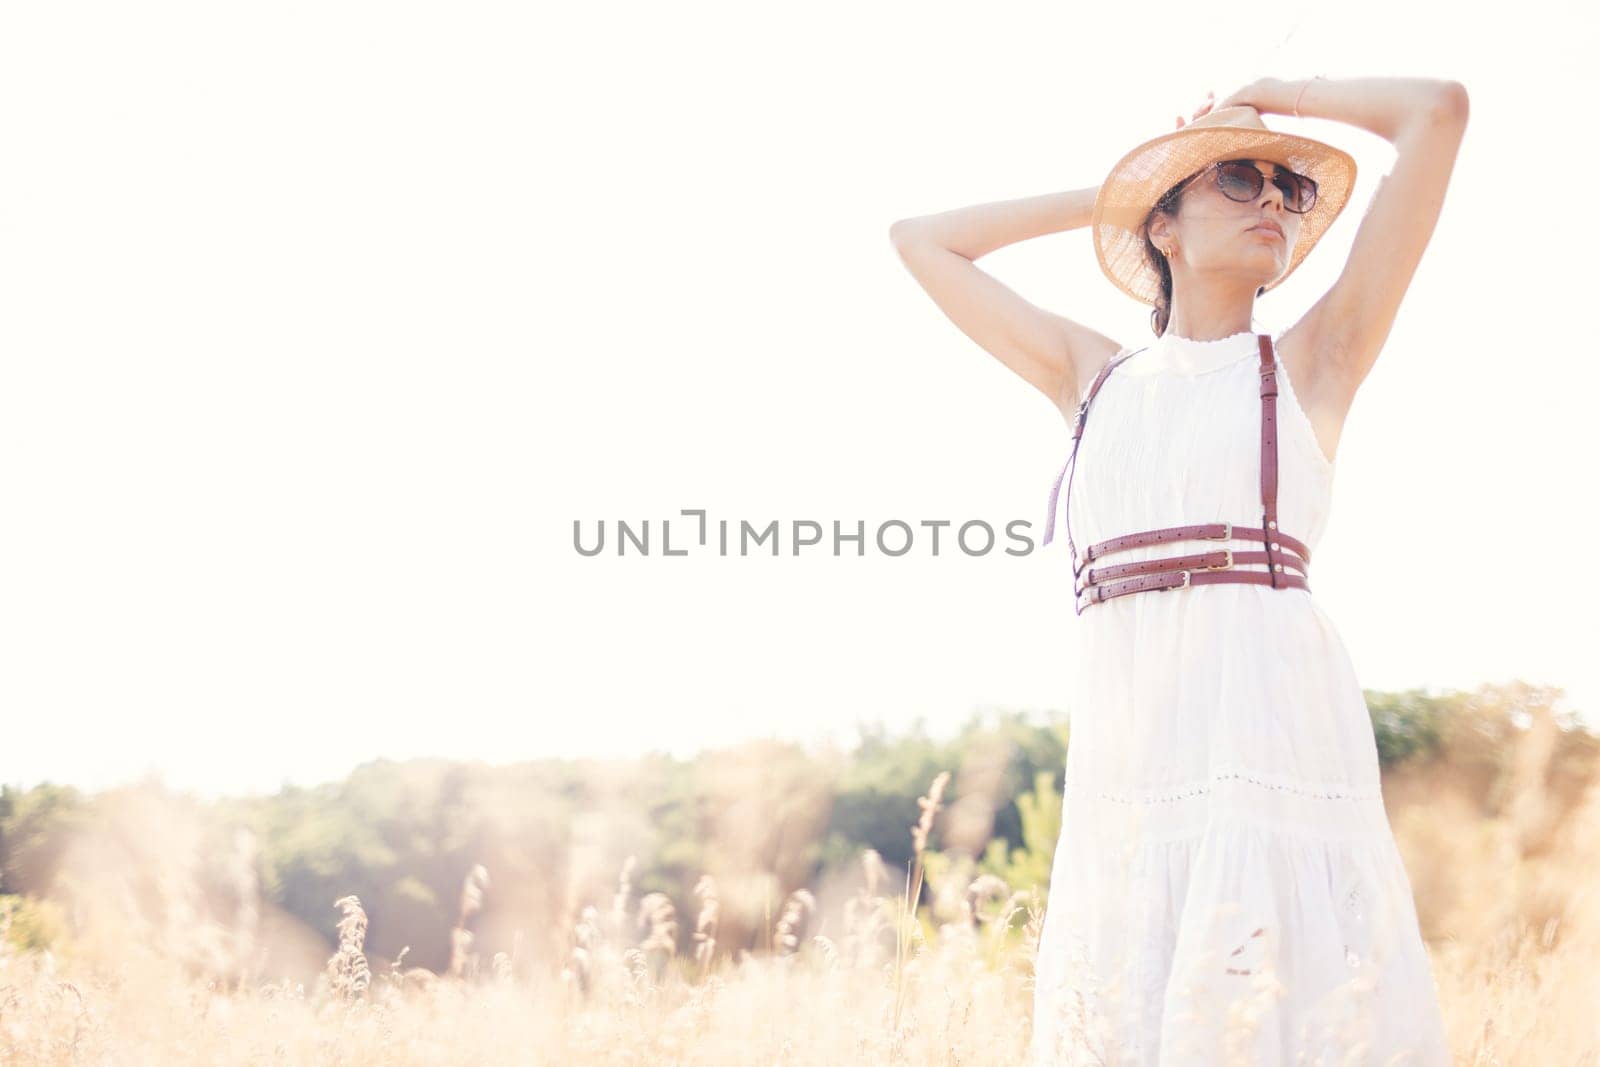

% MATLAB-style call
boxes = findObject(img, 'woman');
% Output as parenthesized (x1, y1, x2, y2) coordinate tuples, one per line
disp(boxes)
(890, 76, 1468, 1065)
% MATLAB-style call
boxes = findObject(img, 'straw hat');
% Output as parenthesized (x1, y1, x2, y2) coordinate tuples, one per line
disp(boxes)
(1091, 105, 1358, 306)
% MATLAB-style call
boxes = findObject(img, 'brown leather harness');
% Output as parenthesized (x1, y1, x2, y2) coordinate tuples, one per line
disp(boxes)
(1043, 333, 1312, 616)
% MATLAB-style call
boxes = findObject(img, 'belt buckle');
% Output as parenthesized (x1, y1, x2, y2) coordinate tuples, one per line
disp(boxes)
(1199, 549, 1233, 571)
(1210, 522, 1232, 541)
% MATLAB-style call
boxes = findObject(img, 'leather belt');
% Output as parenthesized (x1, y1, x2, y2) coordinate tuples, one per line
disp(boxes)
(1042, 333, 1313, 616)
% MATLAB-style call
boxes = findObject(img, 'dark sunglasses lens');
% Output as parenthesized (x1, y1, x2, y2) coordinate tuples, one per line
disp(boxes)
(1293, 175, 1318, 213)
(1215, 162, 1262, 202)
(1268, 171, 1316, 213)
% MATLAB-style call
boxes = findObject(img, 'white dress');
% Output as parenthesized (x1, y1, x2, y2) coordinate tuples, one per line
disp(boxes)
(1030, 328, 1451, 1066)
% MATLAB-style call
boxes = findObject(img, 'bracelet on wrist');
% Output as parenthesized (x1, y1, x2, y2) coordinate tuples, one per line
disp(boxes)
(1293, 75, 1326, 119)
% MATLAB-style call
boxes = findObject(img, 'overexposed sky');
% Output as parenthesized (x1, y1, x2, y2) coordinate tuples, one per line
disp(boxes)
(3, 0, 1596, 797)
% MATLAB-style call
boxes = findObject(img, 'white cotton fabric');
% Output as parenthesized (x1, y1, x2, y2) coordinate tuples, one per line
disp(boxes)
(1031, 328, 1451, 1066)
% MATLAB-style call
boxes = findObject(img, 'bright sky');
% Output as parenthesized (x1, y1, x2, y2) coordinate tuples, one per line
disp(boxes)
(3, 1, 1596, 799)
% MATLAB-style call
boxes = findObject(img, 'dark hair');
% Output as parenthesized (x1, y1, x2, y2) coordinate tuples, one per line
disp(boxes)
(1141, 164, 1269, 338)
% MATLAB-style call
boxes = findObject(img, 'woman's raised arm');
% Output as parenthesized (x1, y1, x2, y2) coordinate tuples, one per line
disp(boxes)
(1247, 76, 1470, 397)
(889, 187, 1123, 423)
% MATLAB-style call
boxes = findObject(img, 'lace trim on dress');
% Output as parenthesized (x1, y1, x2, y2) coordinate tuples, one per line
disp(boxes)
(1079, 770, 1382, 805)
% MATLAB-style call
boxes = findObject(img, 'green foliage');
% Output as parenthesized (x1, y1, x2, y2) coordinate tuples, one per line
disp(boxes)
(0, 782, 89, 896)
(821, 712, 1066, 879)
(1366, 687, 1450, 765)
(0, 892, 69, 953)
(978, 769, 1062, 891)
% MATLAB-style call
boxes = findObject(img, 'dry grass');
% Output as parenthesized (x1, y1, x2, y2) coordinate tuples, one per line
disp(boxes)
(3, 741, 1599, 1065)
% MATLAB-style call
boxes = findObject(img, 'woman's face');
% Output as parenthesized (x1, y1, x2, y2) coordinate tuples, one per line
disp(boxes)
(1157, 159, 1305, 286)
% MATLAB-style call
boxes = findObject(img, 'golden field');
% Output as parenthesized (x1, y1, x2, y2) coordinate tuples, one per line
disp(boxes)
(1, 682, 1596, 1065)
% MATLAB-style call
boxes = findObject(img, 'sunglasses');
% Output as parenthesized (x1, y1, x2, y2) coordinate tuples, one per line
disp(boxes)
(1172, 159, 1318, 214)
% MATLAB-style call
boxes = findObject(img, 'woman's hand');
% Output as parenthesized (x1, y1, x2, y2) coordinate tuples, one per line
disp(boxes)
(1175, 79, 1283, 126)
